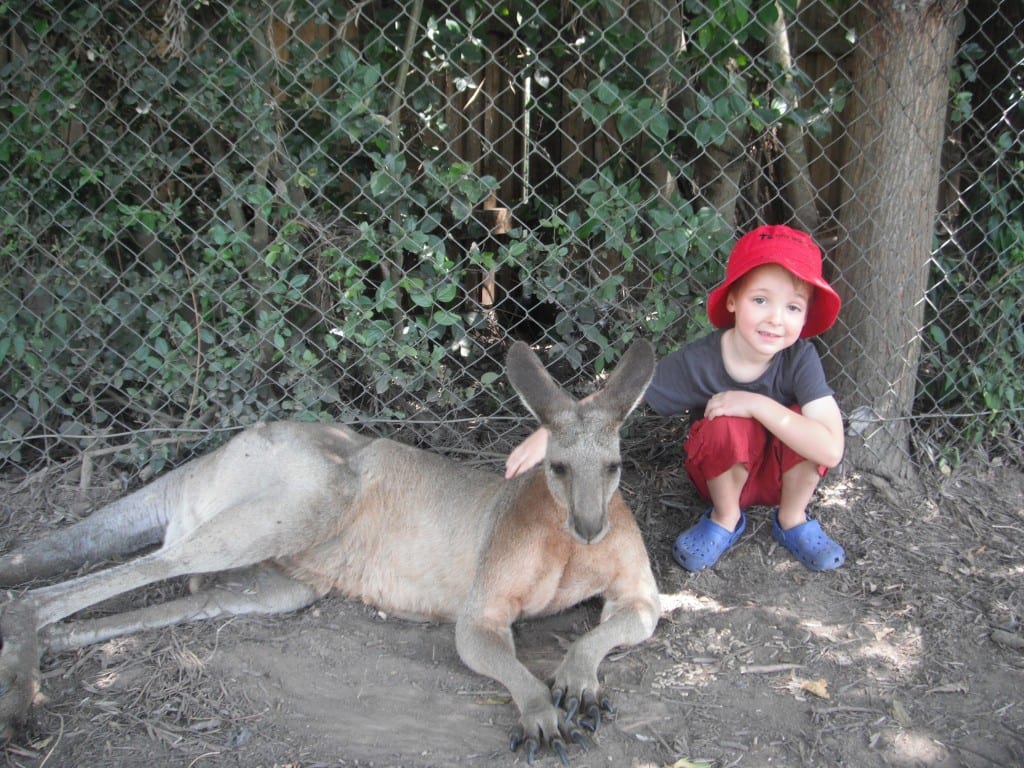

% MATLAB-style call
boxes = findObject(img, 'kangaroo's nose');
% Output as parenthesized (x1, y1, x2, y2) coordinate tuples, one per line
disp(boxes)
(574, 514, 607, 544)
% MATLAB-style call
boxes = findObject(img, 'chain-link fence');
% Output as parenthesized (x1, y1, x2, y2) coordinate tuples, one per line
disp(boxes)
(1, 0, 1021, 484)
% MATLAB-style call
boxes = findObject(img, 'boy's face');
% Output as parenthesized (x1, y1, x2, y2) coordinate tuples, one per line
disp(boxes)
(725, 263, 811, 356)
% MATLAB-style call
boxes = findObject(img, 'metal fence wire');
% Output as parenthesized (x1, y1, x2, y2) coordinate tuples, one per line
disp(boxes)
(1, 0, 1022, 483)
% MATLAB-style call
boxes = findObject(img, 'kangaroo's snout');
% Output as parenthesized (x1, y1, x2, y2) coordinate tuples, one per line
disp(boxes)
(571, 510, 609, 544)
(562, 469, 615, 545)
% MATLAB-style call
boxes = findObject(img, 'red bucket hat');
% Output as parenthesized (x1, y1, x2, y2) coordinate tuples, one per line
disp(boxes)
(706, 225, 841, 338)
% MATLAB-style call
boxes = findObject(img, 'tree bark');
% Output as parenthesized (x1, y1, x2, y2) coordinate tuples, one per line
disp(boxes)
(629, 0, 686, 203)
(767, 3, 819, 231)
(829, 0, 964, 483)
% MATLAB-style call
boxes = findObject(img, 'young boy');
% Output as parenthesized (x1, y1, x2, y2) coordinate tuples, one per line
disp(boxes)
(504, 224, 846, 572)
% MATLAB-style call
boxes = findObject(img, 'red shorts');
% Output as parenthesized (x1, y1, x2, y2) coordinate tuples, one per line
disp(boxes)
(683, 408, 827, 508)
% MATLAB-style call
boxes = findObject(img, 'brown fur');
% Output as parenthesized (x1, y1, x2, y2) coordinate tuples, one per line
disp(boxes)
(0, 341, 659, 760)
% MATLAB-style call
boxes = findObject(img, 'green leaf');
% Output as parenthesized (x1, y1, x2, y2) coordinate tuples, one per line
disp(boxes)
(595, 81, 619, 106)
(432, 310, 460, 326)
(648, 112, 670, 141)
(617, 112, 642, 141)
(434, 282, 458, 303)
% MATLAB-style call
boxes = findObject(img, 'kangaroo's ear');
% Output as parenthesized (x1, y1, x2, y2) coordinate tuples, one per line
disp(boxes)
(506, 341, 574, 425)
(592, 339, 655, 423)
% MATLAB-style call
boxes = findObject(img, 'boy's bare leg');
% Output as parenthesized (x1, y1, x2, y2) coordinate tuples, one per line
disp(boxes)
(705, 464, 748, 531)
(777, 460, 822, 529)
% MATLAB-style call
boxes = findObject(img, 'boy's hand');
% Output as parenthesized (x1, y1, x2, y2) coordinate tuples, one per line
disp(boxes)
(704, 390, 761, 420)
(505, 427, 549, 478)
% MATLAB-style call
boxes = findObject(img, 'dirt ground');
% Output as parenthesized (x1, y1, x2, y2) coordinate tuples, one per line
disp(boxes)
(0, 436, 1021, 768)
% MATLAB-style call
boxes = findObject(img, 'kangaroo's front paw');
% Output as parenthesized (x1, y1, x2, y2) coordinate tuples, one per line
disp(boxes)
(550, 655, 614, 734)
(0, 601, 41, 740)
(552, 683, 614, 733)
(509, 690, 592, 766)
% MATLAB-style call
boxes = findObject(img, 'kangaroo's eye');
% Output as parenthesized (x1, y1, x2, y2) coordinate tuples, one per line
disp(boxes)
(550, 462, 567, 476)
(607, 462, 621, 475)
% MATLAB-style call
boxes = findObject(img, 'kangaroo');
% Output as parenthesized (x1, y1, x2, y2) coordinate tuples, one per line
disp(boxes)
(0, 340, 659, 763)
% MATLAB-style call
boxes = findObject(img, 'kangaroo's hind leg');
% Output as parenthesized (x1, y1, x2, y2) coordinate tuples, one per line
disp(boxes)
(41, 565, 324, 653)
(0, 601, 41, 739)
(0, 488, 169, 588)
(0, 566, 321, 735)
(0, 478, 331, 735)
(0, 542, 221, 734)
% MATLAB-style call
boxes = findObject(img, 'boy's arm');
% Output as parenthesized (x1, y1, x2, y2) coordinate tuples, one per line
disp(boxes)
(706, 391, 844, 468)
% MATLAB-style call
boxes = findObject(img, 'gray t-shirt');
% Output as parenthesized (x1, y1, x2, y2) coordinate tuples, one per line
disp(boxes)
(644, 329, 834, 418)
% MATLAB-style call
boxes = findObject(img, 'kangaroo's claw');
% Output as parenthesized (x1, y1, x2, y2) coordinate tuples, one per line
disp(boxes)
(576, 688, 608, 731)
(509, 724, 525, 753)
(509, 725, 542, 765)
(552, 736, 569, 765)
(524, 736, 539, 764)
(570, 727, 590, 751)
(509, 698, 591, 766)
(550, 686, 564, 709)
(563, 695, 580, 722)
(579, 703, 601, 731)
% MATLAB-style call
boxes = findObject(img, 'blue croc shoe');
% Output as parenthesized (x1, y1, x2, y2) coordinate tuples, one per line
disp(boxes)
(673, 508, 746, 572)
(772, 510, 845, 571)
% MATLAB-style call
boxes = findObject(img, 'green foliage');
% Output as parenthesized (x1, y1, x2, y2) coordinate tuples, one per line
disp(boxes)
(506, 172, 727, 373)
(949, 41, 984, 125)
(0, 0, 739, 472)
(921, 123, 1024, 457)
(923, 186, 1024, 450)
(328, 155, 501, 412)
(1, 0, 1013, 476)
(0, 2, 508, 468)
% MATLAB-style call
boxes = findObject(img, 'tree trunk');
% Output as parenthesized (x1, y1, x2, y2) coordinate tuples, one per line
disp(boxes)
(829, 0, 963, 483)
(767, 3, 819, 231)
(630, 0, 686, 202)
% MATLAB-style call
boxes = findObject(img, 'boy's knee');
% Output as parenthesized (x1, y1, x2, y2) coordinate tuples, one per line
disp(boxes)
(685, 417, 769, 488)
(782, 456, 828, 481)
